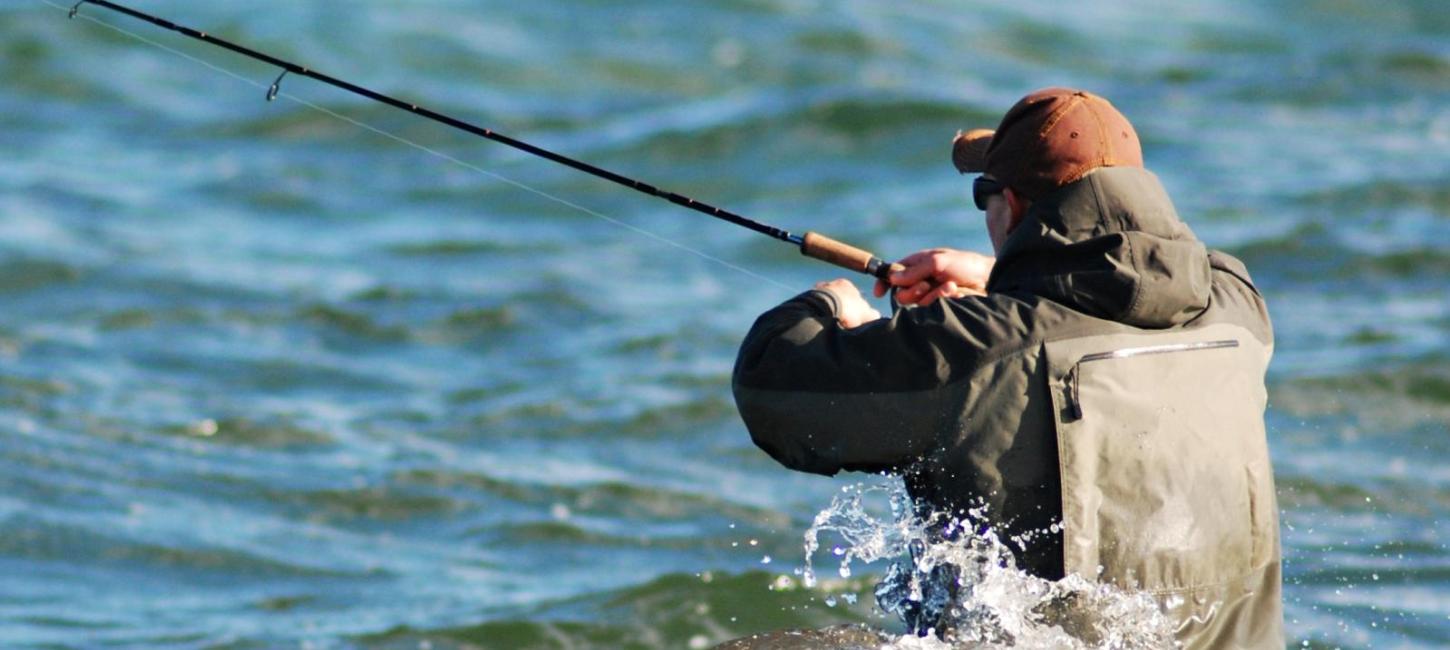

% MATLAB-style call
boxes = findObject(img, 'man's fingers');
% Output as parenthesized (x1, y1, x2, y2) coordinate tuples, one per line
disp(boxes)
(896, 250, 934, 267)
(873, 278, 889, 298)
(896, 280, 931, 305)
(890, 263, 935, 287)
(898, 279, 981, 307)
(815, 278, 862, 298)
(843, 308, 883, 328)
(875, 248, 994, 306)
(919, 281, 958, 306)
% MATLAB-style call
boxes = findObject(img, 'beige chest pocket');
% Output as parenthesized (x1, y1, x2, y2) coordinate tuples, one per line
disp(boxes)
(1045, 328, 1275, 594)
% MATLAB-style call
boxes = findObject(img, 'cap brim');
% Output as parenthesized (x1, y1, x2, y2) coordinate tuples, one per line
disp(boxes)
(951, 128, 994, 174)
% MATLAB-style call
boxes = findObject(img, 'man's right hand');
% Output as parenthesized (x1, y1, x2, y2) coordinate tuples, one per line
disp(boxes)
(872, 248, 995, 306)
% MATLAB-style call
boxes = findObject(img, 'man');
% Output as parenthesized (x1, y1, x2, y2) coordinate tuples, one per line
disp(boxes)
(732, 88, 1281, 648)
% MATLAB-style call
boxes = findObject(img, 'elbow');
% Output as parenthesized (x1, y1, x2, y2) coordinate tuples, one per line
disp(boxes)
(733, 384, 841, 477)
(748, 424, 841, 477)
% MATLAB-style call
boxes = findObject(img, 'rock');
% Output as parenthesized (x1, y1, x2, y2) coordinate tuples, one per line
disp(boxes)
(711, 624, 893, 650)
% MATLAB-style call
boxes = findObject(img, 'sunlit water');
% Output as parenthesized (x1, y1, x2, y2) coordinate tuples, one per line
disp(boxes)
(3, 0, 1449, 648)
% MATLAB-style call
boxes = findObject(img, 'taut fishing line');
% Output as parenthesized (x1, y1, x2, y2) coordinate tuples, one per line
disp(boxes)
(45, 0, 807, 292)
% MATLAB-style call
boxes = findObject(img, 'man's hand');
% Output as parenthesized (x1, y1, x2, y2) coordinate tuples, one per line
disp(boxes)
(814, 279, 882, 329)
(872, 248, 995, 306)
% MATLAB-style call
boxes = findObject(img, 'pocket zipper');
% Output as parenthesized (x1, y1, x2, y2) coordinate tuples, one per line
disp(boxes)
(1062, 340, 1239, 422)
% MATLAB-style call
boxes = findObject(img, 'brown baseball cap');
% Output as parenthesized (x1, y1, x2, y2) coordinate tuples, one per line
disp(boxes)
(952, 87, 1143, 200)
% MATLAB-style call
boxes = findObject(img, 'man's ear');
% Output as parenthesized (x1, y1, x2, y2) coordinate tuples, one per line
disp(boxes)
(1004, 187, 1030, 232)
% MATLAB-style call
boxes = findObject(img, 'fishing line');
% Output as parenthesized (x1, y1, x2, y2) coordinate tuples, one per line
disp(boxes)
(44, 0, 795, 291)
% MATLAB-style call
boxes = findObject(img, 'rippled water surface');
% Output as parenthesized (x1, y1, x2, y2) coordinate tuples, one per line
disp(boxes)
(4, 0, 1449, 648)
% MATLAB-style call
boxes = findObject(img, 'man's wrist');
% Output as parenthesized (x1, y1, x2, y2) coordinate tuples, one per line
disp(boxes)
(803, 288, 842, 318)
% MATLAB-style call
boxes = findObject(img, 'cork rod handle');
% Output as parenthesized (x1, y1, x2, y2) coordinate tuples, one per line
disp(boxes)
(799, 231, 904, 280)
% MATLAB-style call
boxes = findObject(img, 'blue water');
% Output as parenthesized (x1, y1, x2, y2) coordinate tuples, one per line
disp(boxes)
(3, 0, 1449, 647)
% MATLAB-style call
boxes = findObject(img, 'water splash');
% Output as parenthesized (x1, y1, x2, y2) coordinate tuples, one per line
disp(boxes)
(802, 481, 1179, 649)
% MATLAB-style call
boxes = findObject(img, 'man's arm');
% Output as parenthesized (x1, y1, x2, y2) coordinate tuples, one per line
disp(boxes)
(732, 280, 964, 476)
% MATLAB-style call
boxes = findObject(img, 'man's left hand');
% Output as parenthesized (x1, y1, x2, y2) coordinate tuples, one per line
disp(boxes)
(814, 279, 882, 329)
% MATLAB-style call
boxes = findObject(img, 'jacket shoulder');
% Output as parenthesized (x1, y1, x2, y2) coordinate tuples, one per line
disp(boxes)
(1208, 250, 1261, 296)
(1202, 250, 1272, 346)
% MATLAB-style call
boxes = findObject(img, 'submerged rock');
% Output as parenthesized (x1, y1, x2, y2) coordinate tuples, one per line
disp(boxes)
(711, 624, 892, 650)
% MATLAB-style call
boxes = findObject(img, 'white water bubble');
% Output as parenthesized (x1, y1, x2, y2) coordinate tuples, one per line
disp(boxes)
(688, 634, 710, 649)
(550, 503, 571, 520)
(761, 555, 772, 564)
(711, 39, 744, 68)
(800, 479, 1176, 648)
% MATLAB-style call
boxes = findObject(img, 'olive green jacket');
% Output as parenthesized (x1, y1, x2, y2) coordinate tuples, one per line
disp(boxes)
(733, 167, 1282, 649)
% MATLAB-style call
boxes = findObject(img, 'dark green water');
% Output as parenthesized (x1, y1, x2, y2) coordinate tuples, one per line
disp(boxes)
(3, 0, 1448, 647)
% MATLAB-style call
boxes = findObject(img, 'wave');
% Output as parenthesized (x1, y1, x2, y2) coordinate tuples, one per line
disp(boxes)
(394, 468, 785, 529)
(1294, 178, 1450, 215)
(351, 570, 877, 650)
(0, 257, 86, 294)
(386, 239, 564, 257)
(1275, 353, 1450, 410)
(153, 414, 337, 449)
(1227, 222, 1450, 284)
(0, 514, 365, 579)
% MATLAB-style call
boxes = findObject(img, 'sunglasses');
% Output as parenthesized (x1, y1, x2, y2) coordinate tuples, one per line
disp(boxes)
(972, 176, 1005, 211)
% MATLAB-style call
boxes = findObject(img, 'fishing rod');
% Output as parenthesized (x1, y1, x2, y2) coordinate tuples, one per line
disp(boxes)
(65, 0, 904, 281)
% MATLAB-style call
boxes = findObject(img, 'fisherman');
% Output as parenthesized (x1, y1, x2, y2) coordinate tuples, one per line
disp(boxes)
(732, 88, 1282, 648)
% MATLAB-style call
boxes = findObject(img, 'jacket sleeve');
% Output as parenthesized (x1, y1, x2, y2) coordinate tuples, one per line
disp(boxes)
(732, 289, 967, 476)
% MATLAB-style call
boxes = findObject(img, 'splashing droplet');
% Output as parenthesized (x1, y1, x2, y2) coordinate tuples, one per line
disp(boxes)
(549, 503, 571, 521)
(800, 480, 1176, 647)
